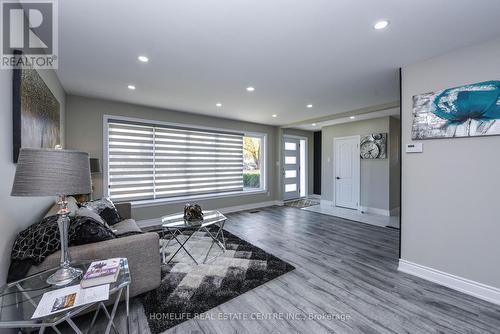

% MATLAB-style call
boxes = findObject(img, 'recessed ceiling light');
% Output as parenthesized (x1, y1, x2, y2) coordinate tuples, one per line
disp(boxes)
(374, 20, 389, 30)
(246, 86, 255, 92)
(138, 55, 149, 62)
(350, 116, 356, 119)
(307, 104, 313, 108)
(272, 114, 277, 118)
(216, 103, 222, 107)
(312, 123, 317, 126)
(127, 84, 136, 90)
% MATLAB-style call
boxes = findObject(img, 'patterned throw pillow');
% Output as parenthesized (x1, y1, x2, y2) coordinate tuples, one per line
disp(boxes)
(79, 197, 122, 226)
(11, 215, 61, 264)
(11, 215, 117, 265)
(75, 207, 110, 228)
(69, 216, 116, 246)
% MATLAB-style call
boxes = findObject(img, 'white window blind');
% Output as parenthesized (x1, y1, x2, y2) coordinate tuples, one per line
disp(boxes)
(107, 120, 244, 202)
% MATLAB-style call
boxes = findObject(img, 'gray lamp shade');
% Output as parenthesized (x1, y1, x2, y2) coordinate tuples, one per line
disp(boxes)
(89, 158, 101, 173)
(11, 148, 92, 196)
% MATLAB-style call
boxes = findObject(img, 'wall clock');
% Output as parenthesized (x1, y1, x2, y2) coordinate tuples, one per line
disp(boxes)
(360, 133, 387, 159)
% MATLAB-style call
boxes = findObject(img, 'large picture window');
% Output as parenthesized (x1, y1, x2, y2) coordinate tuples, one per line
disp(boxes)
(105, 118, 265, 203)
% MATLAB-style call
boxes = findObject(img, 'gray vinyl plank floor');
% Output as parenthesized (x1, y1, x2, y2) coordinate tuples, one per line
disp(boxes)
(73, 206, 500, 334)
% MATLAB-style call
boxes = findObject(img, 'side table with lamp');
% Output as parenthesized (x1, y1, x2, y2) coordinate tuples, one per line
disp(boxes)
(3, 148, 131, 333)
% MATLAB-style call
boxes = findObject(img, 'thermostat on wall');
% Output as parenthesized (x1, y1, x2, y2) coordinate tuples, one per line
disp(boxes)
(406, 143, 423, 153)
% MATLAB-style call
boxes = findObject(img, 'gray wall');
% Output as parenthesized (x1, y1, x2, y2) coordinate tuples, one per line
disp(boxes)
(282, 128, 314, 195)
(389, 117, 401, 210)
(0, 69, 66, 285)
(321, 115, 399, 212)
(401, 37, 500, 288)
(65, 95, 281, 221)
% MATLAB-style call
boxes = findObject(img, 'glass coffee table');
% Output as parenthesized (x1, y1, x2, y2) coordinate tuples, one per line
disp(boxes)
(161, 210, 227, 265)
(0, 259, 131, 334)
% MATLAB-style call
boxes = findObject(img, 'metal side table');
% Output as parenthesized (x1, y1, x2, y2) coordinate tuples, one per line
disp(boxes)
(161, 210, 227, 265)
(0, 258, 131, 334)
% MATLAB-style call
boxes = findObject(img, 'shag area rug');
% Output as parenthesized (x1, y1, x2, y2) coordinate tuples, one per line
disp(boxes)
(139, 227, 295, 333)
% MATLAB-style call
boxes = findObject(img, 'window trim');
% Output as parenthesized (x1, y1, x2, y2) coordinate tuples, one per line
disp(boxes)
(243, 131, 267, 192)
(102, 115, 268, 204)
(131, 189, 267, 208)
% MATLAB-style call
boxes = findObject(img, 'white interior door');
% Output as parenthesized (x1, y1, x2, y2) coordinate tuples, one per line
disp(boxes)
(283, 138, 300, 200)
(334, 136, 360, 209)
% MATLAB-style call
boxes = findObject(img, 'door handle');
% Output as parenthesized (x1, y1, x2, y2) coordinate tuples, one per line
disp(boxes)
(336, 177, 340, 179)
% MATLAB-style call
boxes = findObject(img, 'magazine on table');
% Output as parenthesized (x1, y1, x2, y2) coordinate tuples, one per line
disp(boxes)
(80, 258, 123, 288)
(32, 284, 109, 319)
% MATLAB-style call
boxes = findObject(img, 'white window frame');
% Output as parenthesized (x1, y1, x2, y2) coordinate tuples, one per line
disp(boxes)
(103, 115, 267, 207)
(243, 131, 267, 192)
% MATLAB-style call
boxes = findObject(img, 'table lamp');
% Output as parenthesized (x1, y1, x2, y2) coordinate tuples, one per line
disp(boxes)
(11, 148, 92, 285)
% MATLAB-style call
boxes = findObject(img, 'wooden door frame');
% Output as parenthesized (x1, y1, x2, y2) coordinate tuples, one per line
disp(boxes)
(333, 135, 360, 210)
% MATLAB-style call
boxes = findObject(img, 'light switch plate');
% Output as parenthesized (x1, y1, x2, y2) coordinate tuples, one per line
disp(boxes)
(406, 143, 423, 153)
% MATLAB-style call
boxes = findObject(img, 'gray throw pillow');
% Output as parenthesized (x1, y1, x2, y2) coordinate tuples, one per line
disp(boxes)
(79, 197, 122, 226)
(75, 207, 110, 228)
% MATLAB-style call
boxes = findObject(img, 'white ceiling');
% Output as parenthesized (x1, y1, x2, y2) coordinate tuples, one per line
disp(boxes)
(57, 0, 500, 126)
(292, 106, 400, 131)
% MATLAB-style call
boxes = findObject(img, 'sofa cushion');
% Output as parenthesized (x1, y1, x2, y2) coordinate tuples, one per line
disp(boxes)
(111, 219, 142, 237)
(79, 197, 122, 226)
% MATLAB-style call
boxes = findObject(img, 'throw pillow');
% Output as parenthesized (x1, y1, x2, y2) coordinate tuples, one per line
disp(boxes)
(75, 207, 110, 228)
(69, 216, 116, 246)
(111, 219, 142, 237)
(79, 197, 122, 226)
(11, 215, 61, 264)
(10, 215, 117, 267)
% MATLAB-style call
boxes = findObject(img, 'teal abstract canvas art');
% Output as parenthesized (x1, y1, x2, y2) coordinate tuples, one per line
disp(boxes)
(412, 80, 500, 139)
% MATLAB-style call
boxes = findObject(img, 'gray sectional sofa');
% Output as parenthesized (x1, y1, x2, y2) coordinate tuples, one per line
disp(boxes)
(27, 203, 161, 298)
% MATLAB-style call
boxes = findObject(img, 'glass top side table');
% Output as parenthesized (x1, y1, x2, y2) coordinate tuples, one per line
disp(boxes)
(161, 210, 227, 265)
(0, 258, 131, 334)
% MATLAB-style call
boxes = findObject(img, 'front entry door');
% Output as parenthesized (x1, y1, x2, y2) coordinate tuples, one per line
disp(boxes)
(334, 136, 360, 209)
(283, 138, 300, 200)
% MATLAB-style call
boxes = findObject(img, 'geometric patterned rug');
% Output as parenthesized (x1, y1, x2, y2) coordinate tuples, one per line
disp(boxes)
(284, 198, 320, 208)
(139, 227, 295, 333)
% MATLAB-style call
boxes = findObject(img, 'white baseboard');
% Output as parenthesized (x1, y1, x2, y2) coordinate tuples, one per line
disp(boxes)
(136, 200, 283, 228)
(320, 199, 333, 207)
(308, 194, 321, 200)
(390, 207, 400, 216)
(359, 206, 390, 216)
(218, 200, 283, 214)
(398, 259, 500, 306)
(319, 201, 391, 217)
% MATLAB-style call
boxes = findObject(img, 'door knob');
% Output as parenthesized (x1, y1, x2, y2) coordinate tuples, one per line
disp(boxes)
(336, 176, 340, 179)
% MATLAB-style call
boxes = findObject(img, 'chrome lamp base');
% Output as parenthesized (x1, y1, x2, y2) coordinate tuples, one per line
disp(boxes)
(46, 195, 83, 286)
(47, 266, 83, 286)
